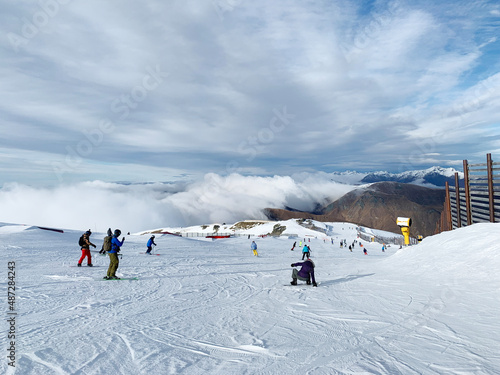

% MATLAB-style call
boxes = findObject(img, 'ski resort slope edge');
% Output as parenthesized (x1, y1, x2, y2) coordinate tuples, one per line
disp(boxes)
(0, 221, 499, 375)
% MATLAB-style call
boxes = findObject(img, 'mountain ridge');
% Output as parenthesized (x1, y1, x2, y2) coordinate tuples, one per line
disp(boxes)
(329, 166, 463, 187)
(265, 181, 445, 237)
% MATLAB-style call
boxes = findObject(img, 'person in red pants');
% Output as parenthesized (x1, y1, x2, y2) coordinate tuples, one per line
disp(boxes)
(78, 230, 96, 267)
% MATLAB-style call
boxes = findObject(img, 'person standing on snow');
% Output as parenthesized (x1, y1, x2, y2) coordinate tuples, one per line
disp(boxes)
(78, 230, 96, 267)
(105, 229, 125, 280)
(290, 259, 317, 286)
(146, 235, 157, 254)
(291, 241, 296, 251)
(99, 228, 113, 255)
(251, 240, 258, 256)
(301, 244, 310, 260)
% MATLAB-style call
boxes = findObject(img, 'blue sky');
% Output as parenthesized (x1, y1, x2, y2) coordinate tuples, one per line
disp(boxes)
(1, 0, 500, 186)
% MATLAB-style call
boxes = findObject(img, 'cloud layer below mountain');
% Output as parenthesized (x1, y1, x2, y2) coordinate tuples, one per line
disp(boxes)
(0, 173, 356, 232)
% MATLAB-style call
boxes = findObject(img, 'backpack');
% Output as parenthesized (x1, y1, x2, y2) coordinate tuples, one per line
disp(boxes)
(102, 235, 112, 252)
(78, 235, 85, 247)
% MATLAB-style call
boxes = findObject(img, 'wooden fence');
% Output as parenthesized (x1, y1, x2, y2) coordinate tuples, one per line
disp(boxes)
(443, 153, 500, 230)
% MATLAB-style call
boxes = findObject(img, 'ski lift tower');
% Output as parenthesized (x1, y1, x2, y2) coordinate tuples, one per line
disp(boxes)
(396, 217, 412, 246)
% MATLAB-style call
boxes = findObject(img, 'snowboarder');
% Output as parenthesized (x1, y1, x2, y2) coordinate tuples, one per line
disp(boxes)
(78, 230, 96, 267)
(99, 228, 112, 254)
(105, 229, 125, 280)
(363, 248, 367, 255)
(146, 235, 157, 254)
(290, 259, 317, 286)
(302, 244, 310, 260)
(251, 241, 258, 256)
(291, 241, 296, 251)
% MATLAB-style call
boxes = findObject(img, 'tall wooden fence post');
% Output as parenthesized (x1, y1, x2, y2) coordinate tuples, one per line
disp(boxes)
(455, 172, 461, 228)
(445, 181, 452, 231)
(463, 159, 472, 226)
(487, 153, 495, 222)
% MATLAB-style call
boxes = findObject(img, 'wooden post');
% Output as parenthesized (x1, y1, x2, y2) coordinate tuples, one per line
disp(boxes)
(455, 172, 461, 228)
(487, 153, 495, 222)
(445, 181, 452, 230)
(463, 159, 472, 226)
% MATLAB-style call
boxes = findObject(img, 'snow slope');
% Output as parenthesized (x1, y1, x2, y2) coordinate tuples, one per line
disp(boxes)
(1, 221, 499, 374)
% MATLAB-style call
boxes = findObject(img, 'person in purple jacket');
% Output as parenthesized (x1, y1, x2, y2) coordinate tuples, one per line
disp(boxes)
(290, 259, 317, 286)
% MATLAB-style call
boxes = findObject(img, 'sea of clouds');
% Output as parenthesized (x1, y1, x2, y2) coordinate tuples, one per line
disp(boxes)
(0, 173, 358, 233)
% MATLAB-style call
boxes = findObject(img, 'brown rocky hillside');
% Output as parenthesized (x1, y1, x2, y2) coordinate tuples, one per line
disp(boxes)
(265, 182, 445, 237)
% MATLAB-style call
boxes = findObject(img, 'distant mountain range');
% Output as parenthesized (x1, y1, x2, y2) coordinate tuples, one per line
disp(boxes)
(329, 166, 464, 187)
(265, 181, 447, 237)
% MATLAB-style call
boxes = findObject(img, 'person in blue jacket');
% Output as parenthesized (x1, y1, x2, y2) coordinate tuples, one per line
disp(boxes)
(290, 259, 317, 286)
(104, 229, 125, 280)
(251, 241, 258, 256)
(146, 235, 156, 254)
(301, 244, 310, 260)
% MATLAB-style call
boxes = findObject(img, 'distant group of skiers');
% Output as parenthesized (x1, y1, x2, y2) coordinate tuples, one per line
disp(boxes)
(77, 230, 384, 286)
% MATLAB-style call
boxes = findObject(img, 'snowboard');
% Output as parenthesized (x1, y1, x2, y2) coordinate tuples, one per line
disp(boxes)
(70, 265, 100, 267)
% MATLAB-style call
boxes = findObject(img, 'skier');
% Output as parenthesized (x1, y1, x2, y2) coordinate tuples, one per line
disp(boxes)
(146, 235, 157, 254)
(99, 228, 113, 255)
(301, 244, 310, 260)
(105, 229, 125, 280)
(291, 241, 296, 251)
(382, 244, 385, 252)
(363, 248, 367, 255)
(78, 230, 96, 267)
(251, 241, 258, 256)
(290, 259, 317, 286)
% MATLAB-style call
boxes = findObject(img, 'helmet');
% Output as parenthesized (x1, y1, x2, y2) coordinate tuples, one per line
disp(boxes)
(114, 229, 121, 236)
(151, 235, 155, 238)
(85, 230, 91, 236)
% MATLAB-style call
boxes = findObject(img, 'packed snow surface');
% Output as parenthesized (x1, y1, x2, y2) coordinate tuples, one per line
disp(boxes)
(1, 220, 499, 374)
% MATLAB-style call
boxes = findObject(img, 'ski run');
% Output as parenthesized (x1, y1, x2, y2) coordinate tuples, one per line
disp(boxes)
(1, 219, 499, 374)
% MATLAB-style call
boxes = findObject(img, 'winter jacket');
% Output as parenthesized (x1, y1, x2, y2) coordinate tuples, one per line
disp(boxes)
(81, 236, 96, 250)
(147, 238, 156, 247)
(251, 242, 257, 250)
(292, 260, 316, 284)
(110, 236, 124, 253)
(302, 245, 309, 253)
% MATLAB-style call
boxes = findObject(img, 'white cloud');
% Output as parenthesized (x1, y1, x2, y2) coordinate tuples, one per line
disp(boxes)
(0, 173, 356, 231)
(0, 0, 498, 185)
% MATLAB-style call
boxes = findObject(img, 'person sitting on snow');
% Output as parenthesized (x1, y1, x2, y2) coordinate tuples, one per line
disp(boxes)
(290, 259, 317, 286)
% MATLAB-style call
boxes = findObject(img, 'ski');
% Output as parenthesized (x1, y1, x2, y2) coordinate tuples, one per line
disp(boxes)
(99, 277, 139, 281)
(284, 283, 319, 287)
(70, 265, 100, 267)
(139, 252, 161, 256)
